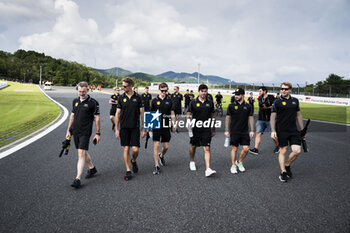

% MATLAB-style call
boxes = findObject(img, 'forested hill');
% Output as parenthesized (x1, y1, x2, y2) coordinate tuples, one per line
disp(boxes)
(0, 50, 152, 87)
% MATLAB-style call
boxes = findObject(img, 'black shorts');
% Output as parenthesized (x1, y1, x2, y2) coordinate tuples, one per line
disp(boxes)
(120, 128, 140, 147)
(230, 133, 250, 147)
(153, 128, 171, 142)
(110, 108, 116, 116)
(73, 135, 90, 150)
(174, 109, 182, 116)
(277, 132, 302, 147)
(190, 131, 211, 147)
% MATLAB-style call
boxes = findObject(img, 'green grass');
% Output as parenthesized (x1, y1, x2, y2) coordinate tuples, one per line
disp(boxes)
(0, 81, 60, 147)
(179, 91, 349, 124)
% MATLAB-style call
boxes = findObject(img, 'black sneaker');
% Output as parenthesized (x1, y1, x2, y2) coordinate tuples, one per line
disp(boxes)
(273, 146, 280, 154)
(249, 148, 259, 155)
(112, 123, 115, 131)
(124, 171, 132, 181)
(85, 167, 97, 179)
(285, 166, 293, 178)
(153, 165, 160, 175)
(71, 178, 81, 188)
(279, 172, 288, 182)
(159, 153, 165, 166)
(131, 160, 138, 173)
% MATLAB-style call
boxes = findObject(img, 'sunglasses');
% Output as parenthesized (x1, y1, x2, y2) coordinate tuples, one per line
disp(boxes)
(280, 88, 289, 91)
(123, 85, 128, 88)
(160, 89, 168, 93)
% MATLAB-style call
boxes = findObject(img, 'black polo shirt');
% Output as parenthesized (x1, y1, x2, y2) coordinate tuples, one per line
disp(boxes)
(141, 93, 152, 108)
(110, 94, 119, 110)
(183, 94, 190, 105)
(71, 95, 100, 136)
(215, 94, 223, 104)
(117, 92, 144, 129)
(171, 92, 183, 110)
(151, 96, 174, 129)
(227, 100, 253, 133)
(258, 94, 275, 121)
(272, 95, 300, 133)
(187, 97, 215, 132)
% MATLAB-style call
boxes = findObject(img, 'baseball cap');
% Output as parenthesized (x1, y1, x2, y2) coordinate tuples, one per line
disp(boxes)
(234, 88, 245, 95)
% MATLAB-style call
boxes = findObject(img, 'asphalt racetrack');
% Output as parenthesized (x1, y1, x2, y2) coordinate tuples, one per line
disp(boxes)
(1, 86, 349, 232)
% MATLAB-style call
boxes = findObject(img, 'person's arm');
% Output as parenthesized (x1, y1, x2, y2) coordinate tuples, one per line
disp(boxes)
(186, 112, 192, 130)
(249, 116, 254, 139)
(211, 112, 216, 137)
(92, 114, 101, 143)
(66, 113, 74, 138)
(114, 108, 121, 140)
(171, 110, 176, 132)
(270, 112, 277, 140)
(140, 107, 146, 138)
(225, 115, 230, 138)
(296, 111, 304, 132)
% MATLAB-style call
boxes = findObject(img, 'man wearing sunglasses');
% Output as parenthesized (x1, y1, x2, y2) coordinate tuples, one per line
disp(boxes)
(115, 78, 146, 181)
(270, 82, 305, 182)
(150, 83, 177, 174)
(186, 84, 216, 177)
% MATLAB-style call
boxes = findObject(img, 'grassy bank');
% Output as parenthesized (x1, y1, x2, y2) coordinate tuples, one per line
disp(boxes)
(0, 81, 60, 148)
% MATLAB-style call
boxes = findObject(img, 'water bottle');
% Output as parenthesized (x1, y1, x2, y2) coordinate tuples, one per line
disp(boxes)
(188, 129, 193, 138)
(149, 131, 153, 139)
(224, 137, 230, 147)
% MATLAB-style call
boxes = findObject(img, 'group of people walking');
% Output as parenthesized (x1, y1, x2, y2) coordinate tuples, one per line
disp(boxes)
(66, 79, 306, 188)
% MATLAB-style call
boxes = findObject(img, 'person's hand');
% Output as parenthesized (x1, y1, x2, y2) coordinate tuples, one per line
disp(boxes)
(92, 134, 100, 144)
(115, 129, 120, 140)
(141, 129, 147, 138)
(271, 132, 277, 140)
(249, 131, 254, 139)
(212, 129, 216, 137)
(65, 131, 71, 139)
(225, 131, 230, 138)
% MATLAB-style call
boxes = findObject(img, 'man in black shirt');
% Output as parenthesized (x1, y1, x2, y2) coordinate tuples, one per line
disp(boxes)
(171, 86, 183, 116)
(271, 82, 305, 182)
(186, 84, 216, 177)
(249, 86, 279, 155)
(66, 82, 100, 188)
(109, 87, 120, 130)
(215, 92, 223, 105)
(184, 89, 191, 114)
(150, 83, 176, 174)
(141, 86, 152, 111)
(115, 78, 146, 181)
(225, 88, 254, 174)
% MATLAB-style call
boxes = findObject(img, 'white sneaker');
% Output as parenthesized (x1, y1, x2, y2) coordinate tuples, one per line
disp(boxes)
(189, 161, 196, 171)
(235, 161, 246, 172)
(230, 165, 238, 174)
(205, 168, 216, 177)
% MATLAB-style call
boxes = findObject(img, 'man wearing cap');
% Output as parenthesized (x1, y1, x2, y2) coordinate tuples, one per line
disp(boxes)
(186, 84, 216, 177)
(225, 88, 254, 174)
(109, 87, 120, 130)
(270, 81, 305, 182)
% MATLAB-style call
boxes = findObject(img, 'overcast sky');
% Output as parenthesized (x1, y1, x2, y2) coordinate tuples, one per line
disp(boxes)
(0, 0, 349, 84)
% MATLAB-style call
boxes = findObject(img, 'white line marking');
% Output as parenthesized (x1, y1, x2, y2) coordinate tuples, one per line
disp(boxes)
(0, 85, 69, 159)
